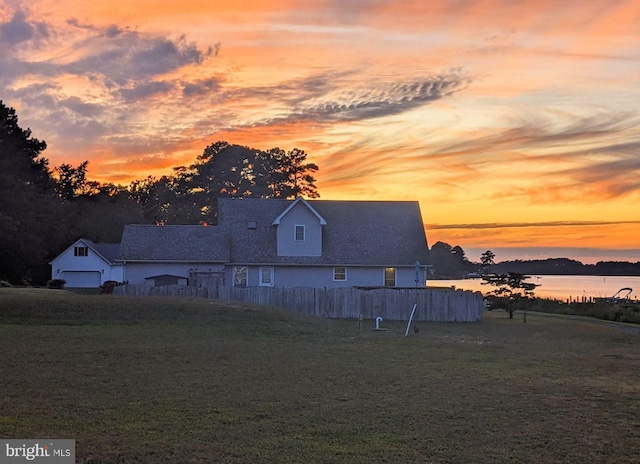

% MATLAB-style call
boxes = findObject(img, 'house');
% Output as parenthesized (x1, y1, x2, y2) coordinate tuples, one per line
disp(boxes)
(51, 198, 431, 289)
(118, 223, 230, 287)
(49, 238, 123, 288)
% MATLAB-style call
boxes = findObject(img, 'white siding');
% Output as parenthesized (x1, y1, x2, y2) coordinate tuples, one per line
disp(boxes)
(105, 265, 125, 283)
(242, 266, 425, 289)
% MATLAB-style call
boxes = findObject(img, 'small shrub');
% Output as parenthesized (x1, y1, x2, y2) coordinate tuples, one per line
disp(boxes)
(618, 306, 640, 324)
(99, 281, 118, 294)
(0, 280, 13, 288)
(47, 279, 66, 289)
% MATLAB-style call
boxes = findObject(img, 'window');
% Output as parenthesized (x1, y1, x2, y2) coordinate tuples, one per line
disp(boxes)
(74, 246, 88, 257)
(333, 267, 346, 281)
(294, 225, 305, 241)
(233, 267, 247, 287)
(384, 267, 396, 287)
(259, 267, 274, 287)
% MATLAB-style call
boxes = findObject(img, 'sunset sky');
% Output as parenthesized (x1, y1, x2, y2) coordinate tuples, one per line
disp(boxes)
(2, 0, 639, 263)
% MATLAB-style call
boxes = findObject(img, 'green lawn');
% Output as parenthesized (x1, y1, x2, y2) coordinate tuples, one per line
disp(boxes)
(1, 288, 639, 463)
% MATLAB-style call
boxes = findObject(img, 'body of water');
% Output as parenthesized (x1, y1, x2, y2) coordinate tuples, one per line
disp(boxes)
(428, 275, 640, 301)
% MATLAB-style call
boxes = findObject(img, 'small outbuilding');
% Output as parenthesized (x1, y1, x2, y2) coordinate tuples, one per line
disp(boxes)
(144, 274, 189, 287)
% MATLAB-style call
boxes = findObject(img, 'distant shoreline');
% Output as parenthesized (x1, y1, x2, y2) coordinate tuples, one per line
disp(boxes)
(431, 272, 640, 279)
(428, 275, 640, 302)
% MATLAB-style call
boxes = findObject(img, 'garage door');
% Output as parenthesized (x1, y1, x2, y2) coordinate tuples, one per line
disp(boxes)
(61, 271, 101, 288)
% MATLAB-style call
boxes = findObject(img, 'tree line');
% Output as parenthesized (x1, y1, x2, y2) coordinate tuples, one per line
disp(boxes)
(491, 258, 640, 276)
(0, 101, 319, 285)
(430, 242, 640, 278)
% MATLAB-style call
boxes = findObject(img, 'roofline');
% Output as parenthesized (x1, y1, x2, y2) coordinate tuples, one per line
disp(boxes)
(124, 224, 219, 228)
(272, 197, 327, 226)
(49, 238, 117, 265)
(117, 260, 229, 263)
(144, 274, 190, 279)
(227, 263, 424, 267)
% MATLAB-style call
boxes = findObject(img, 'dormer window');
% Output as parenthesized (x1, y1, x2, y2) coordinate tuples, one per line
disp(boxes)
(74, 246, 88, 257)
(273, 198, 324, 257)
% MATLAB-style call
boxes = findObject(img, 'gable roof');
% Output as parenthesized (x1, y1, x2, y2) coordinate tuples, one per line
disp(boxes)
(218, 198, 430, 266)
(49, 238, 120, 265)
(117, 225, 230, 262)
(272, 197, 327, 225)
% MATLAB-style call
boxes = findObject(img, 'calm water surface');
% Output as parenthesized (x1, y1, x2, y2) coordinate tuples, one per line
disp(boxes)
(429, 275, 640, 301)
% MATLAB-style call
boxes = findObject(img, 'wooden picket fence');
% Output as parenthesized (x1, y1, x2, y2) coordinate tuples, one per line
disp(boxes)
(114, 285, 484, 322)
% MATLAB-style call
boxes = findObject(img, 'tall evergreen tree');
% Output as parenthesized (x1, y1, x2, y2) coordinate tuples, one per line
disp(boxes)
(0, 100, 59, 283)
(151, 142, 321, 224)
(0, 100, 50, 188)
(266, 147, 319, 198)
(53, 160, 100, 201)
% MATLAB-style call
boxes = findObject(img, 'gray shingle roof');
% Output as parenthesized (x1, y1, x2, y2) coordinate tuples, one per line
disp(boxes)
(218, 198, 430, 266)
(116, 199, 430, 266)
(118, 225, 230, 262)
(91, 242, 121, 263)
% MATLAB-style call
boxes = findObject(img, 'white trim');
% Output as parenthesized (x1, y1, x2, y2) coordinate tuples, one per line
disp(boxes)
(294, 224, 305, 241)
(74, 246, 89, 257)
(259, 266, 274, 287)
(333, 266, 347, 281)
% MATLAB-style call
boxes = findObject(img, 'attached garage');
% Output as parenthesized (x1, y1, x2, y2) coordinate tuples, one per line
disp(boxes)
(61, 271, 102, 288)
(50, 239, 122, 288)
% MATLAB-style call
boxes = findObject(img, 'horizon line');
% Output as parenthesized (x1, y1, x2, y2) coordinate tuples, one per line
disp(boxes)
(426, 220, 640, 230)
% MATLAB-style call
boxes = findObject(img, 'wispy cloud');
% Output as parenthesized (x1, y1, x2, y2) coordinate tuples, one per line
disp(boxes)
(182, 77, 222, 97)
(2, 9, 215, 98)
(226, 70, 471, 129)
(62, 32, 211, 86)
(0, 9, 49, 44)
(298, 72, 470, 123)
(0, 5, 220, 162)
(119, 80, 175, 102)
(59, 96, 103, 117)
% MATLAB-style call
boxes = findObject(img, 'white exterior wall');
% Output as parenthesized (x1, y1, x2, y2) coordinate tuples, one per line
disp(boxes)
(105, 264, 125, 283)
(231, 265, 426, 289)
(123, 263, 225, 285)
(395, 266, 427, 287)
(276, 203, 323, 257)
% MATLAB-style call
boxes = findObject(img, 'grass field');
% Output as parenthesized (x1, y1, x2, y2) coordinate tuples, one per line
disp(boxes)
(1, 288, 639, 463)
